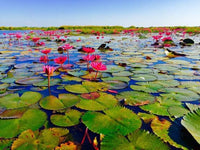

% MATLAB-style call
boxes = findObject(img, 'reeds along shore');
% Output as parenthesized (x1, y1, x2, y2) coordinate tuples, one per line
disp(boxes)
(1, 26, 200, 34)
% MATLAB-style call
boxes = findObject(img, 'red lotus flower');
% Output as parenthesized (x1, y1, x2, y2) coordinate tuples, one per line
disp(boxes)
(83, 55, 95, 61)
(164, 44, 171, 47)
(41, 48, 51, 54)
(162, 37, 172, 42)
(43, 65, 55, 76)
(54, 56, 67, 65)
(40, 55, 48, 63)
(91, 62, 107, 71)
(93, 54, 101, 61)
(82, 47, 95, 54)
(15, 34, 22, 39)
(62, 44, 73, 50)
(32, 37, 40, 43)
(152, 35, 162, 41)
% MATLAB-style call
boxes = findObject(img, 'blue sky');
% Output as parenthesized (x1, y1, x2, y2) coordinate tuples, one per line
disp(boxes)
(0, 0, 200, 27)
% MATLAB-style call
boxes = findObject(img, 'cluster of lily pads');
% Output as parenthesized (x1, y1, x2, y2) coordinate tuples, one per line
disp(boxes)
(0, 30, 200, 150)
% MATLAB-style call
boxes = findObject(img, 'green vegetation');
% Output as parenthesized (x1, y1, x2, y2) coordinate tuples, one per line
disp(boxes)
(1, 25, 200, 34)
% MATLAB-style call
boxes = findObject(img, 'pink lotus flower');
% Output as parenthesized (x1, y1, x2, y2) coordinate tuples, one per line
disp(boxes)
(54, 56, 67, 65)
(93, 54, 101, 61)
(162, 37, 172, 42)
(82, 47, 95, 54)
(32, 37, 40, 43)
(16, 34, 22, 39)
(43, 65, 55, 76)
(91, 61, 107, 80)
(41, 48, 51, 54)
(152, 35, 162, 41)
(62, 44, 73, 50)
(83, 55, 95, 61)
(91, 62, 107, 71)
(40, 55, 48, 63)
(25, 36, 31, 40)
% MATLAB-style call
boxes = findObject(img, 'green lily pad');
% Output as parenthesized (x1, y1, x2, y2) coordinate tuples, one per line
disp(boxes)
(0, 91, 42, 109)
(105, 80, 128, 90)
(0, 109, 46, 138)
(116, 91, 155, 106)
(0, 83, 9, 94)
(65, 81, 108, 94)
(67, 70, 87, 77)
(140, 97, 183, 116)
(40, 94, 80, 110)
(0, 139, 13, 150)
(50, 109, 82, 127)
(82, 106, 142, 135)
(181, 108, 200, 144)
(101, 130, 169, 150)
(130, 82, 163, 93)
(11, 128, 69, 150)
(131, 74, 157, 81)
(112, 71, 132, 77)
(186, 103, 200, 112)
(102, 76, 130, 83)
(105, 65, 125, 73)
(76, 92, 118, 111)
(61, 74, 82, 82)
(15, 77, 44, 85)
(168, 106, 190, 118)
(160, 88, 200, 101)
(153, 80, 180, 87)
(151, 117, 188, 150)
(33, 78, 61, 87)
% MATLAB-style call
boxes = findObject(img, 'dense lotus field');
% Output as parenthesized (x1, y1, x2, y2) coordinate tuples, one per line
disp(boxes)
(0, 30, 200, 150)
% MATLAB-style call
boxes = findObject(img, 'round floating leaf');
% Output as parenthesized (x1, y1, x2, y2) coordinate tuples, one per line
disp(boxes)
(0, 83, 9, 94)
(0, 139, 13, 150)
(151, 117, 188, 150)
(154, 64, 179, 71)
(55, 141, 79, 150)
(131, 74, 157, 81)
(112, 71, 132, 77)
(102, 76, 130, 83)
(153, 80, 180, 88)
(131, 68, 153, 74)
(19, 109, 47, 132)
(105, 65, 125, 73)
(160, 88, 200, 101)
(0, 91, 42, 109)
(67, 70, 87, 77)
(116, 91, 155, 106)
(186, 103, 200, 112)
(39, 95, 65, 110)
(59, 93, 80, 108)
(181, 108, 200, 144)
(76, 92, 118, 111)
(179, 81, 200, 94)
(61, 74, 82, 82)
(40, 94, 80, 110)
(138, 112, 156, 123)
(82, 106, 142, 135)
(155, 74, 174, 80)
(0, 108, 27, 119)
(11, 128, 69, 150)
(81, 92, 100, 100)
(0, 119, 19, 138)
(140, 97, 182, 116)
(81, 72, 102, 80)
(15, 77, 44, 85)
(105, 80, 128, 90)
(65, 81, 108, 94)
(33, 78, 61, 87)
(101, 130, 169, 150)
(51, 109, 82, 127)
(0, 109, 46, 138)
(168, 106, 189, 118)
(130, 82, 163, 93)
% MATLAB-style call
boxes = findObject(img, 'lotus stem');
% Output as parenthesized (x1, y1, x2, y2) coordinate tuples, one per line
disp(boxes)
(94, 71, 98, 81)
(48, 75, 51, 95)
(67, 50, 69, 64)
